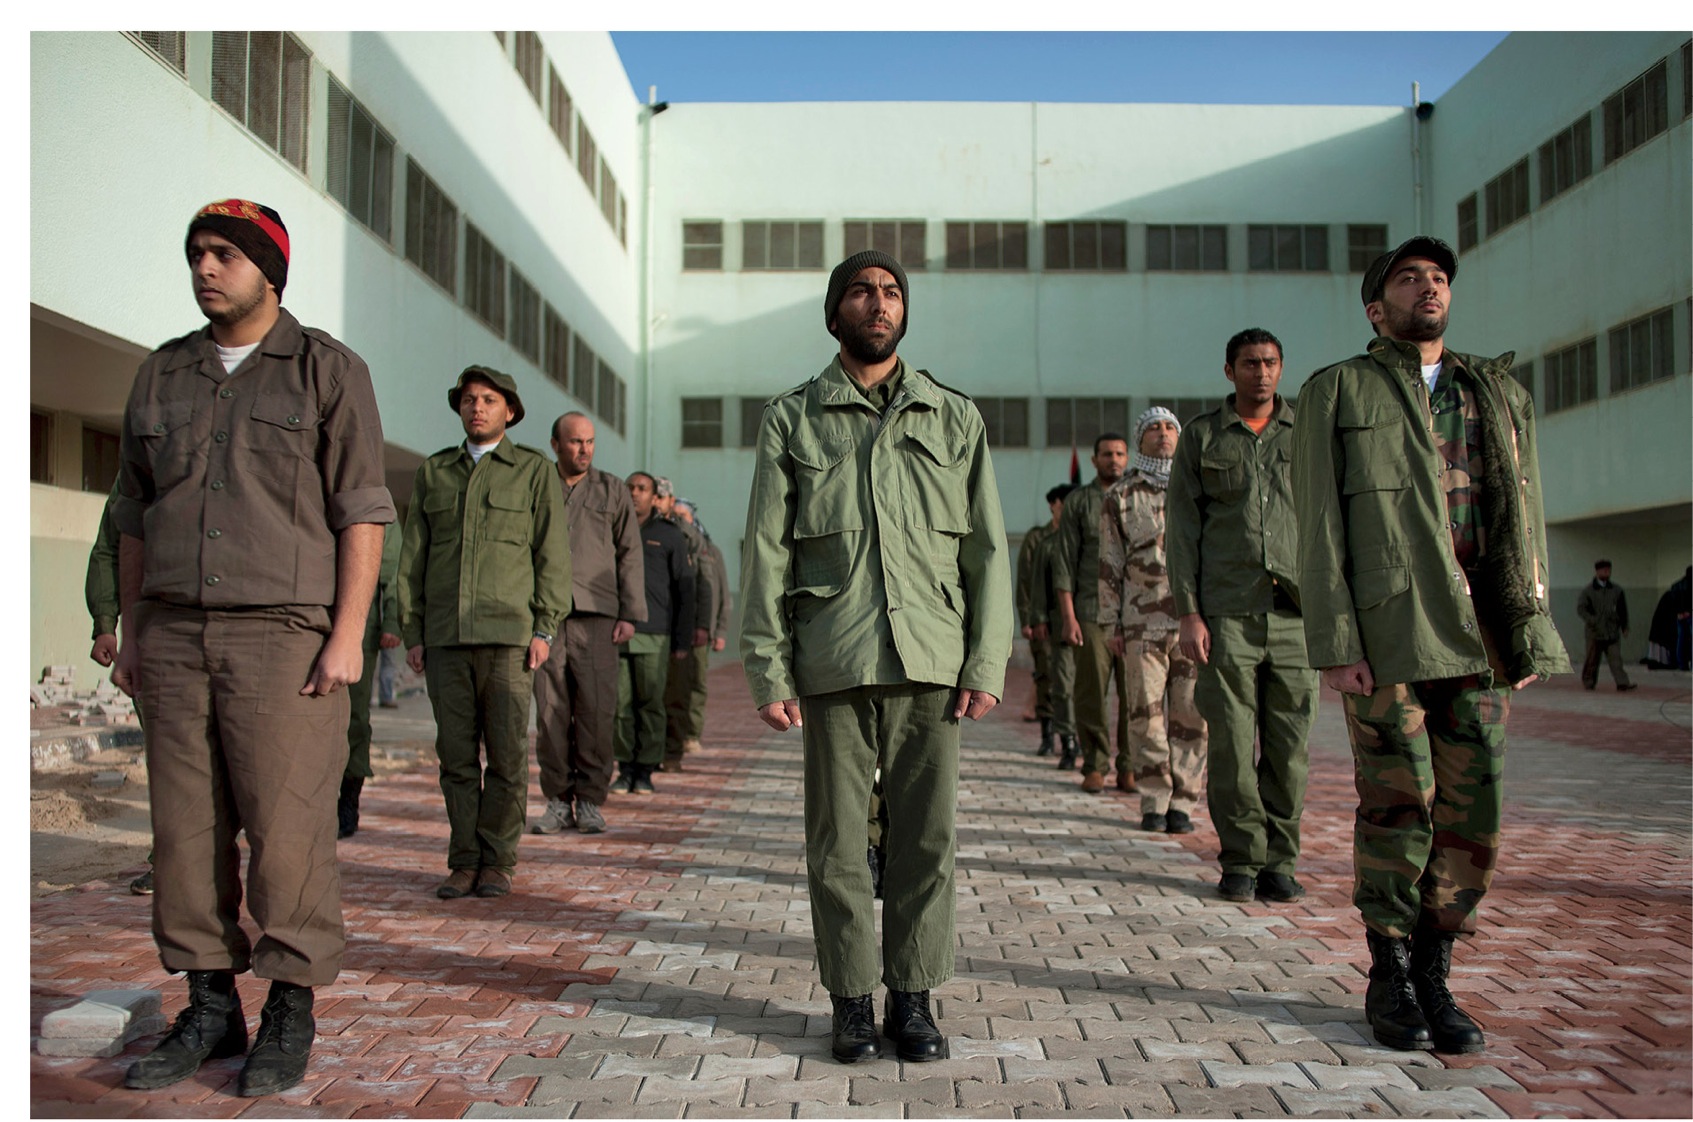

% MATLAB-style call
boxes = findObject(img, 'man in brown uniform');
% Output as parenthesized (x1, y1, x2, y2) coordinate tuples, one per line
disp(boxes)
(531, 412, 645, 835)
(112, 199, 393, 1097)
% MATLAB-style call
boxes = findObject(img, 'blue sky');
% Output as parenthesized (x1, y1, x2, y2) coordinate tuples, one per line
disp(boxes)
(610, 32, 1512, 107)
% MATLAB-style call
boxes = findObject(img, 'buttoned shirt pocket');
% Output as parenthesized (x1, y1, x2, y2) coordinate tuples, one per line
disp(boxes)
(131, 399, 196, 492)
(423, 485, 463, 543)
(1350, 546, 1411, 611)
(248, 393, 320, 483)
(1199, 450, 1250, 504)
(1335, 401, 1409, 494)
(903, 428, 973, 535)
(789, 437, 860, 596)
(485, 489, 533, 547)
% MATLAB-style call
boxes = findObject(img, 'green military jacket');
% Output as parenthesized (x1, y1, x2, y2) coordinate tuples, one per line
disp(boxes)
(1029, 525, 1063, 629)
(1167, 395, 1301, 619)
(1292, 337, 1570, 686)
(366, 520, 402, 646)
(85, 480, 122, 639)
(739, 357, 1014, 705)
(1015, 522, 1054, 629)
(398, 436, 571, 650)
(1052, 479, 1111, 624)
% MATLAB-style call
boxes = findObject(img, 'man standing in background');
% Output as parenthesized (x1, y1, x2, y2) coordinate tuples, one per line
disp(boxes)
(1017, 499, 1057, 752)
(1576, 560, 1636, 691)
(617, 471, 695, 794)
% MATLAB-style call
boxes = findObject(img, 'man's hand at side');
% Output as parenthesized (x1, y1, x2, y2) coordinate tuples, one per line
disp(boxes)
(759, 699, 802, 731)
(1322, 659, 1375, 696)
(953, 689, 998, 721)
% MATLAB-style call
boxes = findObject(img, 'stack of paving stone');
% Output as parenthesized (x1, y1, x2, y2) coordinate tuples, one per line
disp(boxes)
(36, 990, 164, 1058)
(30, 665, 137, 725)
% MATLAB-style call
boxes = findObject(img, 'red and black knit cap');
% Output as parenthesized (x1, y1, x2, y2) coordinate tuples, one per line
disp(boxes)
(185, 199, 290, 298)
(824, 250, 908, 338)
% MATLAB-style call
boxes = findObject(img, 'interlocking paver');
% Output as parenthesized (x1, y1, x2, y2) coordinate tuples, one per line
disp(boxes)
(30, 665, 1691, 1116)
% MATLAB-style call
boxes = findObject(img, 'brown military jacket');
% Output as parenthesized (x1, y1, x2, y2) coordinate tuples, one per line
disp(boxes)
(700, 538, 732, 640)
(114, 309, 395, 607)
(560, 465, 646, 622)
(1106, 469, 1179, 640)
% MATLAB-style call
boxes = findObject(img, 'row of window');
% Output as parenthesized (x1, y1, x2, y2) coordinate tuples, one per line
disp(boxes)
(682, 220, 1390, 275)
(1519, 302, 1685, 414)
(128, 31, 628, 436)
(680, 395, 1225, 451)
(496, 32, 628, 245)
(1457, 41, 1691, 250)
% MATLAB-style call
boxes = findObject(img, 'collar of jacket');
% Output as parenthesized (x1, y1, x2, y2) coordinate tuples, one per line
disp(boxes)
(1365, 335, 1516, 382)
(815, 355, 940, 411)
(459, 435, 517, 465)
(1221, 393, 1295, 428)
(164, 307, 306, 373)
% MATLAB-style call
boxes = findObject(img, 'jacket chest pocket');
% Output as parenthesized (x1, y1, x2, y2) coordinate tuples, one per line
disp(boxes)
(485, 489, 533, 546)
(247, 393, 320, 482)
(1336, 402, 1410, 494)
(131, 399, 196, 490)
(790, 438, 863, 539)
(903, 428, 972, 535)
(1200, 452, 1249, 503)
(424, 487, 463, 542)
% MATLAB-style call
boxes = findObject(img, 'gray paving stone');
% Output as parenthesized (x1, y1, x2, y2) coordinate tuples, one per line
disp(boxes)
(1201, 1060, 1316, 1088)
(527, 1074, 642, 1106)
(1404, 1065, 1524, 1091)
(848, 1074, 957, 1106)
(795, 1105, 902, 1118)
(1274, 1086, 1396, 1116)
(1060, 1078, 1176, 1114)
(744, 1073, 849, 1106)
(491, 1053, 601, 1080)
(39, 989, 160, 1038)
(1298, 1061, 1418, 1090)
(635, 1076, 747, 1105)
(1168, 1082, 1293, 1115)
(1376, 1086, 1510, 1118)
(959, 1078, 1063, 1109)
(1003, 1056, 1104, 1082)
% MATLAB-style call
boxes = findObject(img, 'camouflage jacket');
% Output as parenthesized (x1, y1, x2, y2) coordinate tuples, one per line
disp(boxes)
(1292, 337, 1569, 686)
(1103, 470, 1179, 640)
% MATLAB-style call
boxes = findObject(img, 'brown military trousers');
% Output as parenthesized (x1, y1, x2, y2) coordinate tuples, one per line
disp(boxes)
(533, 614, 620, 806)
(1074, 621, 1129, 776)
(137, 601, 348, 987)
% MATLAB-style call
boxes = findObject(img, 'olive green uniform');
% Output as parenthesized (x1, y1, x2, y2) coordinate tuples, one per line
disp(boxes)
(1054, 480, 1130, 777)
(398, 436, 571, 875)
(663, 516, 708, 763)
(741, 358, 1012, 997)
(1294, 338, 1568, 938)
(1168, 396, 1318, 878)
(345, 522, 402, 780)
(1016, 523, 1055, 719)
(1028, 520, 1076, 737)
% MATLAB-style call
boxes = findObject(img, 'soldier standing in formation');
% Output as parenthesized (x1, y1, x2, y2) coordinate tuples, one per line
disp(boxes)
(1293, 236, 1568, 1054)
(1169, 328, 1320, 904)
(1016, 499, 1057, 749)
(616, 472, 695, 794)
(339, 522, 402, 839)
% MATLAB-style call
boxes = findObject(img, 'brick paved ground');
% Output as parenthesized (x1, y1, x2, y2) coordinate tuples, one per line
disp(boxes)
(31, 661, 1692, 1118)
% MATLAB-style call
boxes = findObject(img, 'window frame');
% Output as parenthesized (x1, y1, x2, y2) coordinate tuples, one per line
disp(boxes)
(944, 221, 1029, 271)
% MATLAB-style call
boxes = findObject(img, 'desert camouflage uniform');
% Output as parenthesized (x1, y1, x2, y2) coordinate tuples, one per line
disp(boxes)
(1106, 470, 1208, 816)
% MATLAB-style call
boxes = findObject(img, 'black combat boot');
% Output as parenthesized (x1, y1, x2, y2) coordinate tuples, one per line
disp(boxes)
(1056, 734, 1079, 771)
(829, 993, 881, 1063)
(618, 761, 637, 794)
(632, 763, 656, 795)
(1036, 717, 1055, 756)
(237, 981, 315, 1097)
(336, 776, 364, 839)
(883, 989, 948, 1061)
(125, 970, 247, 1089)
(1410, 926, 1486, 1053)
(1364, 929, 1434, 1051)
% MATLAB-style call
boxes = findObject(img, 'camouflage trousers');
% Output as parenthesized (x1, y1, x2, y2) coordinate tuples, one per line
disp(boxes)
(1124, 631, 1208, 815)
(1030, 637, 1052, 720)
(1343, 676, 1510, 938)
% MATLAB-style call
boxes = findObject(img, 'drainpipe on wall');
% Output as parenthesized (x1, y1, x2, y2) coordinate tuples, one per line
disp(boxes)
(640, 84, 659, 468)
(1410, 81, 1424, 234)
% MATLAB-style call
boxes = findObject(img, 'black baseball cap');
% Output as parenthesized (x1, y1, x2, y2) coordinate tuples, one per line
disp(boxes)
(1361, 236, 1458, 305)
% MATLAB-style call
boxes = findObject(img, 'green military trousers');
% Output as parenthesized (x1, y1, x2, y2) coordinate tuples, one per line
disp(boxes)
(424, 645, 532, 873)
(1342, 675, 1509, 938)
(664, 644, 709, 761)
(800, 683, 959, 997)
(1074, 621, 1129, 776)
(616, 632, 670, 766)
(1045, 634, 1076, 736)
(343, 607, 383, 781)
(1030, 636, 1052, 720)
(1197, 610, 1318, 877)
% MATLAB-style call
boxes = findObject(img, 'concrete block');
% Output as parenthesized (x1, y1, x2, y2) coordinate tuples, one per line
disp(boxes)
(39, 989, 160, 1038)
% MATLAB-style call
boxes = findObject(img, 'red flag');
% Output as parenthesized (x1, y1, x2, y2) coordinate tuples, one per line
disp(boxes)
(1069, 446, 1080, 486)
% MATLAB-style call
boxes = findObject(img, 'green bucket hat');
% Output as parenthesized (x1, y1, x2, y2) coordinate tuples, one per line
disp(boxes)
(447, 364, 524, 425)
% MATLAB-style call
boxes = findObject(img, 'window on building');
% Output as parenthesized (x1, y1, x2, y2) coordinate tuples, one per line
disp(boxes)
(598, 360, 621, 433)
(1456, 194, 1479, 253)
(618, 193, 628, 249)
(404, 159, 458, 295)
(599, 159, 618, 228)
(1145, 225, 1227, 271)
(683, 221, 723, 271)
(844, 220, 928, 269)
(512, 31, 543, 105)
(974, 398, 1030, 447)
(572, 336, 596, 410)
(31, 411, 52, 484)
(1609, 306, 1677, 394)
(1511, 360, 1535, 400)
(548, 65, 573, 155)
(1247, 225, 1329, 271)
(463, 222, 506, 336)
(493, 31, 506, 48)
(576, 118, 598, 193)
(128, 32, 185, 72)
(327, 77, 395, 243)
(543, 305, 570, 390)
(211, 31, 310, 172)
(743, 220, 825, 270)
(680, 398, 724, 448)
(740, 396, 770, 448)
(1046, 397, 1131, 450)
(1684, 40, 1691, 119)
(1165, 397, 1223, 425)
(1346, 225, 1389, 272)
(1484, 159, 1531, 237)
(1044, 222, 1127, 271)
(1539, 114, 1593, 204)
(1604, 58, 1670, 164)
(81, 427, 120, 494)
(614, 377, 627, 436)
(508, 268, 541, 363)
(945, 221, 1028, 270)
(1543, 338, 1599, 413)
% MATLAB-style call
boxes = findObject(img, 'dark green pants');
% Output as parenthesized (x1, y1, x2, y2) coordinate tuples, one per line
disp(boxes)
(1343, 676, 1509, 938)
(424, 645, 531, 872)
(800, 683, 958, 997)
(1030, 637, 1051, 719)
(1045, 633, 1076, 736)
(343, 613, 381, 780)
(1074, 621, 1128, 775)
(616, 632, 670, 766)
(1197, 611, 1317, 876)
(664, 644, 708, 758)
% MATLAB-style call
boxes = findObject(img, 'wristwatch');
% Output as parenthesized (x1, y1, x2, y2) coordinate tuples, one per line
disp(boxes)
(533, 631, 554, 643)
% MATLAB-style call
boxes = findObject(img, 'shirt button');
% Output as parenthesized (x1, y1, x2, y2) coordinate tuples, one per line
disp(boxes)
(214, 431, 228, 443)
(219, 388, 234, 399)
(1449, 520, 1458, 530)
(207, 529, 221, 539)
(152, 422, 166, 433)
(1462, 622, 1474, 632)
(1453, 572, 1462, 581)
(287, 415, 301, 425)
(205, 575, 221, 586)
(210, 480, 224, 490)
